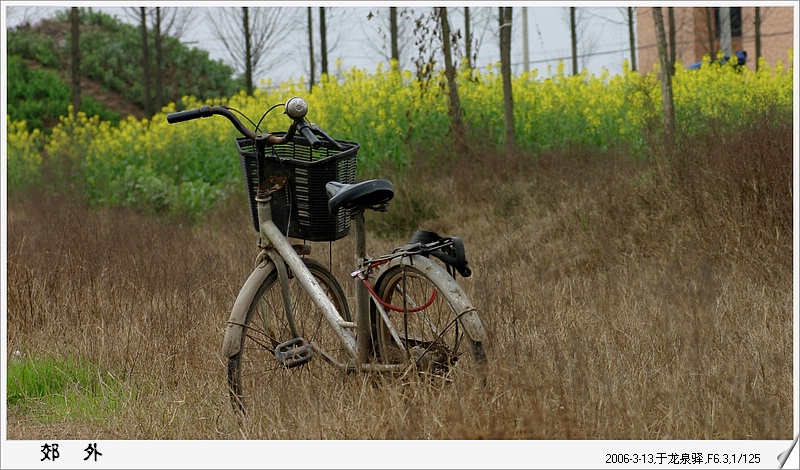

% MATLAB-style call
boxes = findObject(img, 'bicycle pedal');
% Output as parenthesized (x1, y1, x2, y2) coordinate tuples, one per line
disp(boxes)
(275, 337, 313, 368)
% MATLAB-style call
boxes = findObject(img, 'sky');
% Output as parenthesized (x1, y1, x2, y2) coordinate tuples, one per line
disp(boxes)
(3, 2, 634, 86)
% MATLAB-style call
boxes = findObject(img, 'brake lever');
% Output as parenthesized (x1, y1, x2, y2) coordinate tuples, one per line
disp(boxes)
(309, 123, 345, 151)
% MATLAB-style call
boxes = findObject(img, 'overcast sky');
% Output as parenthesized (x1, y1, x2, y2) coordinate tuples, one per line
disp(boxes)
(4, 3, 634, 85)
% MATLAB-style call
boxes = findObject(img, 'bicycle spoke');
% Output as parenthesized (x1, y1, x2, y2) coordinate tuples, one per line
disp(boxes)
(228, 259, 351, 414)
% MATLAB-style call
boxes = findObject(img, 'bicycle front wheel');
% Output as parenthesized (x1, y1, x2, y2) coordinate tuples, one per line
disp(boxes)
(227, 258, 351, 413)
(373, 258, 487, 378)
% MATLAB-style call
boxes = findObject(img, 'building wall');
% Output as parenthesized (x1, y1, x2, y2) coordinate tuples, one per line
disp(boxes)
(636, 6, 794, 73)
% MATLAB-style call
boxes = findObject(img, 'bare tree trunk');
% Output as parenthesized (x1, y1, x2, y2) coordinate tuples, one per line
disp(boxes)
(627, 7, 637, 71)
(464, 7, 472, 69)
(154, 7, 165, 111)
(320, 7, 328, 76)
(308, 7, 315, 91)
(705, 7, 716, 58)
(209, 7, 291, 94)
(667, 7, 676, 76)
(390, 7, 399, 63)
(243, 7, 253, 94)
(70, 7, 80, 117)
(652, 7, 675, 152)
(570, 7, 578, 75)
(499, 7, 515, 150)
(438, 7, 466, 148)
(755, 7, 761, 70)
(140, 7, 153, 117)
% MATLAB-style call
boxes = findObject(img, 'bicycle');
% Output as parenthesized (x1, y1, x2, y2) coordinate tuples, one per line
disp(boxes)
(167, 97, 488, 414)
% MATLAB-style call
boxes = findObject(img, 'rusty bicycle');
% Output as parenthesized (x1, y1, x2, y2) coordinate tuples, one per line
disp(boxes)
(167, 97, 487, 414)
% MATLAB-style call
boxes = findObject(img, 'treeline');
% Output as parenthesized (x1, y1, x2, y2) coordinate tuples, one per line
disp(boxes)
(7, 8, 243, 128)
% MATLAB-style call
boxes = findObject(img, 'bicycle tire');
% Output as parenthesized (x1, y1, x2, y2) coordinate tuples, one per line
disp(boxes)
(373, 259, 487, 378)
(227, 258, 350, 413)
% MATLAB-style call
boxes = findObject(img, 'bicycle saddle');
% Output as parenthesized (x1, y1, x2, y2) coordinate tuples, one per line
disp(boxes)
(326, 179, 394, 214)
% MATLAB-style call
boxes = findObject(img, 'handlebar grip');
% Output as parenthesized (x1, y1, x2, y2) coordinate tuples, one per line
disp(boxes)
(167, 106, 213, 124)
(297, 122, 321, 150)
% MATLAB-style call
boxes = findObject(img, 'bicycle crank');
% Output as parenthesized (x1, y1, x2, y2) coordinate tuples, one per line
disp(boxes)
(274, 337, 313, 368)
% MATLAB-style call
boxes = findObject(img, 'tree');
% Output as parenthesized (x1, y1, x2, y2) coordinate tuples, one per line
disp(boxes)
(570, 7, 578, 75)
(437, 7, 466, 148)
(126, 6, 193, 111)
(319, 7, 329, 76)
(565, 7, 601, 74)
(70, 7, 80, 117)
(208, 7, 291, 95)
(652, 7, 675, 152)
(704, 7, 716, 57)
(458, 7, 494, 69)
(6, 6, 44, 27)
(243, 8, 253, 94)
(465, 7, 473, 69)
(152, 7, 193, 111)
(499, 6, 515, 150)
(390, 7, 399, 63)
(667, 7, 676, 76)
(139, 7, 153, 117)
(626, 7, 637, 71)
(365, 7, 412, 68)
(307, 7, 315, 91)
(154, 8, 165, 110)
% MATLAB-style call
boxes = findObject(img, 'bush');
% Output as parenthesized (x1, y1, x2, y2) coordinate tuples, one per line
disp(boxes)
(6, 54, 120, 129)
(6, 119, 44, 191)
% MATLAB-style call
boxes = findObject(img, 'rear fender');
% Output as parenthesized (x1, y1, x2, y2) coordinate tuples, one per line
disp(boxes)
(380, 255, 487, 343)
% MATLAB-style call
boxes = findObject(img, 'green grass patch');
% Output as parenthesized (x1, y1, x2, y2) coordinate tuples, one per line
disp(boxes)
(7, 353, 128, 423)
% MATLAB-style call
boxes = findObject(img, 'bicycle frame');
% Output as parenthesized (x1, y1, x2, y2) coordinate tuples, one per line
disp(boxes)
(221, 193, 410, 373)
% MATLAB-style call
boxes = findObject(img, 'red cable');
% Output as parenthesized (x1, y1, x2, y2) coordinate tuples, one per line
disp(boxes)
(361, 278, 437, 313)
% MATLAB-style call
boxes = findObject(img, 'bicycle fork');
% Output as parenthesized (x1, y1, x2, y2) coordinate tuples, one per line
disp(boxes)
(264, 248, 313, 368)
(259, 217, 359, 361)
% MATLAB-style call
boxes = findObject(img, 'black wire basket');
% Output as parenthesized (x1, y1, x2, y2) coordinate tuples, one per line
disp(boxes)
(236, 133, 358, 242)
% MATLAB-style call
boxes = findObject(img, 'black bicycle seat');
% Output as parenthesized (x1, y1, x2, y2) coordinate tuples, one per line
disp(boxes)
(326, 179, 394, 214)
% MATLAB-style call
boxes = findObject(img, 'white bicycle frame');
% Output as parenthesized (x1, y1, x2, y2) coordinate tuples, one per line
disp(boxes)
(221, 181, 487, 374)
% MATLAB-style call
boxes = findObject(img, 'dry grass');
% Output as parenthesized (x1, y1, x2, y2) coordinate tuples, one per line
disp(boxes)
(5, 118, 793, 440)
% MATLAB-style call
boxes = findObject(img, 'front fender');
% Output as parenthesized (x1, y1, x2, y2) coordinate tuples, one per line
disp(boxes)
(221, 261, 276, 358)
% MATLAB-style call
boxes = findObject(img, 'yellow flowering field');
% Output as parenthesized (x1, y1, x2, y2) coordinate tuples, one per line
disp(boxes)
(6, 119, 43, 189)
(6, 52, 793, 218)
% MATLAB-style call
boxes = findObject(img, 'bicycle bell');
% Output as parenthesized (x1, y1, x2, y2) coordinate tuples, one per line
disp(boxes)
(285, 96, 309, 120)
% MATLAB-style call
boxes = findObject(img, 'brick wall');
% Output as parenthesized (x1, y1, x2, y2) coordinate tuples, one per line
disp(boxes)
(636, 6, 794, 73)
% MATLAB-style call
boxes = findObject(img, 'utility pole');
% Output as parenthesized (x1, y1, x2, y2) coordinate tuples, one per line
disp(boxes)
(522, 7, 529, 73)
(307, 7, 314, 92)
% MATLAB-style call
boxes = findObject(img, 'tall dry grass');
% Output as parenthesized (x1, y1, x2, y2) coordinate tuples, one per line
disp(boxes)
(6, 116, 793, 440)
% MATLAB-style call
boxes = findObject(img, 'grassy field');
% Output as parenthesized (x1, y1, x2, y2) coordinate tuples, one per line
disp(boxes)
(5, 117, 794, 441)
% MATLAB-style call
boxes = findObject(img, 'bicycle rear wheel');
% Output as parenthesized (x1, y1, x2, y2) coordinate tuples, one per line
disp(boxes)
(227, 258, 350, 413)
(373, 260, 487, 378)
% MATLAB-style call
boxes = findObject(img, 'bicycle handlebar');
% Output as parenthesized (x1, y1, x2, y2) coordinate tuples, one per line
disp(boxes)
(166, 105, 213, 123)
(166, 97, 331, 149)
(297, 122, 321, 149)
